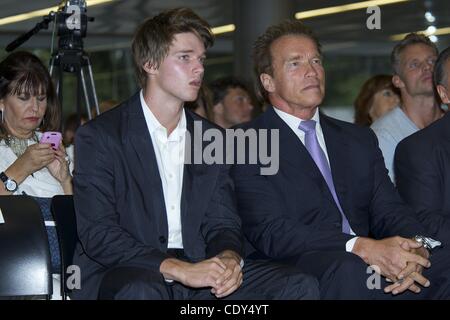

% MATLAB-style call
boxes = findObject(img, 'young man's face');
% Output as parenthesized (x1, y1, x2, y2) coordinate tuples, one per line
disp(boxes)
(152, 32, 206, 104)
(262, 35, 325, 113)
(396, 43, 437, 98)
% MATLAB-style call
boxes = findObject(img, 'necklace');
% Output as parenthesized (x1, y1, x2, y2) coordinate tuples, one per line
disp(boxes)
(3, 132, 39, 158)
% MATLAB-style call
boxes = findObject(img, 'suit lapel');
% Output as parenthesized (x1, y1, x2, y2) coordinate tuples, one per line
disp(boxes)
(265, 107, 323, 182)
(123, 93, 168, 238)
(180, 113, 195, 233)
(180, 112, 212, 249)
(264, 107, 350, 218)
(264, 107, 336, 205)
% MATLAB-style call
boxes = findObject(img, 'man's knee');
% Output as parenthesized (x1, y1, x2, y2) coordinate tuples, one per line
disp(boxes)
(328, 253, 367, 277)
(113, 278, 168, 300)
(286, 273, 320, 300)
(99, 266, 169, 300)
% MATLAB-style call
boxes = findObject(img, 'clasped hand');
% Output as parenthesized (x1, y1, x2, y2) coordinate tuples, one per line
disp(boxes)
(363, 236, 430, 295)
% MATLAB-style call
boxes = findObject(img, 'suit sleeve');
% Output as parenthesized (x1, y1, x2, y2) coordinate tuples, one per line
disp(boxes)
(73, 123, 170, 272)
(395, 139, 450, 244)
(201, 165, 244, 259)
(366, 129, 428, 238)
(231, 163, 354, 259)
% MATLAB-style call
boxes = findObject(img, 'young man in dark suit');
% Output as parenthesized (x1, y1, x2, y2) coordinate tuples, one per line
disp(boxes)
(231, 19, 450, 299)
(395, 47, 450, 246)
(71, 8, 318, 300)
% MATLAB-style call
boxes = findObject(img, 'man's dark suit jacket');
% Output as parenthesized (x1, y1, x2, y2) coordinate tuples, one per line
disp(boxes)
(71, 92, 243, 299)
(395, 112, 450, 245)
(231, 106, 427, 260)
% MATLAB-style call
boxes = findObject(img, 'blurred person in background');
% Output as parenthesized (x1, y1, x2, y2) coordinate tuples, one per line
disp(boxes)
(184, 84, 212, 119)
(209, 76, 254, 128)
(90, 99, 118, 118)
(371, 33, 444, 182)
(354, 74, 400, 126)
(63, 112, 88, 168)
(63, 113, 88, 146)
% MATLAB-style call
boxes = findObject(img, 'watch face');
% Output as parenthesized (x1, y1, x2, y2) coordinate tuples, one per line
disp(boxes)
(6, 179, 17, 191)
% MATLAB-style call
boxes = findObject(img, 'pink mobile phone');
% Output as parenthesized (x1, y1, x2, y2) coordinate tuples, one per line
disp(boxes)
(39, 131, 62, 150)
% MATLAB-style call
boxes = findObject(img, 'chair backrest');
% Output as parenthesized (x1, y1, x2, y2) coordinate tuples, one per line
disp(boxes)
(50, 195, 78, 299)
(0, 195, 52, 298)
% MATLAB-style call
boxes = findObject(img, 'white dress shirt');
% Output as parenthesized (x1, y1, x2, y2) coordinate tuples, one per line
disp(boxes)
(273, 106, 358, 252)
(140, 91, 186, 249)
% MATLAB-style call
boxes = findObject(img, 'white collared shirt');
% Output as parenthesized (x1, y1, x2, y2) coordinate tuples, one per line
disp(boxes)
(140, 90, 185, 249)
(273, 106, 358, 252)
(274, 107, 331, 166)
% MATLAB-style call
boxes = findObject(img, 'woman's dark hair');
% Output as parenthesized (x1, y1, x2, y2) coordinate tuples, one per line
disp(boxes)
(0, 51, 61, 139)
(354, 74, 399, 126)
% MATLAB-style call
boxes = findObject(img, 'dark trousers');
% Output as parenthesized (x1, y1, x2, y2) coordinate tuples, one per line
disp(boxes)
(293, 248, 450, 299)
(97, 259, 320, 300)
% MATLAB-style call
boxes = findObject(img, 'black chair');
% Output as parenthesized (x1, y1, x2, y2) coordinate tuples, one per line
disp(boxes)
(50, 195, 78, 300)
(0, 195, 52, 299)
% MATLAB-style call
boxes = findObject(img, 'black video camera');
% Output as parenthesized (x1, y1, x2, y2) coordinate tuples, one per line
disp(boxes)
(5, 0, 93, 52)
(55, 0, 89, 51)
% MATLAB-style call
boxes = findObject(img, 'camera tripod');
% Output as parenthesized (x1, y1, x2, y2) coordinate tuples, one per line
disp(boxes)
(5, 0, 100, 126)
(49, 47, 100, 123)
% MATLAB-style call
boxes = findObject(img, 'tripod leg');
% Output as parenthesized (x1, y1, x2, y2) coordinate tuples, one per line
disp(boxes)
(49, 56, 55, 77)
(85, 61, 100, 117)
(79, 68, 93, 120)
(76, 68, 86, 125)
(57, 64, 64, 130)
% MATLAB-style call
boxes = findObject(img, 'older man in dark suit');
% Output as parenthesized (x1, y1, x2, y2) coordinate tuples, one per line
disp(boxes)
(231, 19, 450, 299)
(395, 47, 450, 245)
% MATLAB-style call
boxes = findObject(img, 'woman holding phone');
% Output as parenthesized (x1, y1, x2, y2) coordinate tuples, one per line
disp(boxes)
(0, 51, 72, 298)
(0, 51, 71, 195)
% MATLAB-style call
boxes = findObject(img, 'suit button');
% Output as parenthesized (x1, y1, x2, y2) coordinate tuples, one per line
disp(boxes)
(159, 236, 166, 244)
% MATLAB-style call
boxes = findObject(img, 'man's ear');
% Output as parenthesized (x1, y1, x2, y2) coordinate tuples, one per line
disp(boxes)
(437, 84, 450, 104)
(143, 61, 158, 75)
(392, 74, 405, 89)
(260, 73, 275, 93)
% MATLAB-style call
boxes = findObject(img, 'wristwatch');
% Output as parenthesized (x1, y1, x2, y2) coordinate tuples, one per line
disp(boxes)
(0, 171, 18, 193)
(414, 235, 442, 252)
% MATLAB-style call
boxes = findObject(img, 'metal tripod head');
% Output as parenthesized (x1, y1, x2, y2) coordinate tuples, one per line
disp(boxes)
(5, 0, 100, 124)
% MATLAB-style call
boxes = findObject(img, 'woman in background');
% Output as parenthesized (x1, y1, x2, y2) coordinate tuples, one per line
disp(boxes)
(354, 74, 400, 126)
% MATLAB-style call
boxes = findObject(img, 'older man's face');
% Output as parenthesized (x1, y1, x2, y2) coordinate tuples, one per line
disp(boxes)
(263, 35, 325, 114)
